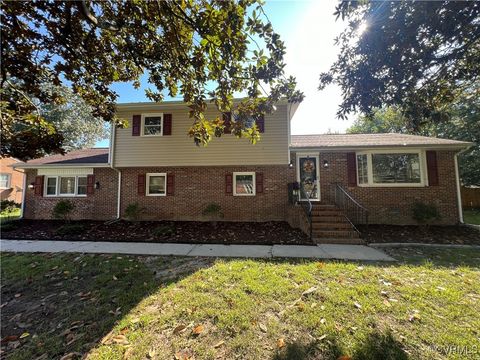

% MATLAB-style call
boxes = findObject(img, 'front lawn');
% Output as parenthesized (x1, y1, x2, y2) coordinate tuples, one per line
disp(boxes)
(1, 248, 479, 359)
(464, 209, 480, 225)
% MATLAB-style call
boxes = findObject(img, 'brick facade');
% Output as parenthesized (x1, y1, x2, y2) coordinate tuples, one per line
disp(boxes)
(23, 168, 118, 220)
(291, 150, 460, 225)
(119, 165, 295, 221)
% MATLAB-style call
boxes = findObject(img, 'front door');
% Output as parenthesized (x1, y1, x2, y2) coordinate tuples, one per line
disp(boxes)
(297, 154, 320, 201)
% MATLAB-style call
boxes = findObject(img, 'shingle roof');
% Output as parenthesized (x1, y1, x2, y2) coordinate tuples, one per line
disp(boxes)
(19, 148, 109, 167)
(291, 133, 471, 149)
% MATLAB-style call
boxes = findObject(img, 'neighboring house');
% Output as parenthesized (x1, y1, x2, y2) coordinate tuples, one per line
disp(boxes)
(14, 100, 471, 243)
(0, 157, 24, 204)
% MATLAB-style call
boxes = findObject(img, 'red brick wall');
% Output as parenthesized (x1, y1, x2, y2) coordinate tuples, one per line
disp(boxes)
(0, 158, 24, 203)
(291, 151, 460, 225)
(119, 165, 295, 221)
(23, 168, 118, 220)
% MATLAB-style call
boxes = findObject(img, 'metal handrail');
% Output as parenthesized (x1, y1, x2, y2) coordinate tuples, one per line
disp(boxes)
(334, 184, 369, 234)
(298, 185, 313, 240)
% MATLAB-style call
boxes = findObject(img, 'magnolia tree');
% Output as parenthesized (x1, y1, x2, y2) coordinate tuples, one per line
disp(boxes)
(1, 0, 303, 160)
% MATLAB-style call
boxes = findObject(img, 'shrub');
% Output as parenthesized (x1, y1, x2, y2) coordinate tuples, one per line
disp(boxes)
(55, 224, 86, 236)
(52, 200, 75, 221)
(412, 202, 441, 224)
(1, 200, 20, 212)
(124, 203, 145, 221)
(202, 203, 223, 226)
(1, 222, 18, 232)
(152, 224, 176, 237)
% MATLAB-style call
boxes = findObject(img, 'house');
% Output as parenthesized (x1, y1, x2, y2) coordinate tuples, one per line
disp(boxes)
(1, 157, 24, 204)
(14, 100, 471, 243)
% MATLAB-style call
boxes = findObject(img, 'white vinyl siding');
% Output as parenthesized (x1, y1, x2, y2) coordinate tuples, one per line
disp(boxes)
(114, 104, 289, 166)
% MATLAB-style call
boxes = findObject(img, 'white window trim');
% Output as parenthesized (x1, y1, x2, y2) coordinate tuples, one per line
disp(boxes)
(141, 113, 164, 137)
(44, 175, 88, 197)
(356, 149, 427, 187)
(146, 172, 167, 196)
(0, 173, 11, 189)
(233, 171, 256, 196)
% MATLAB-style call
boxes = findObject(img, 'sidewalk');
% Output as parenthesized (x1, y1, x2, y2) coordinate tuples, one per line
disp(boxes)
(0, 239, 395, 261)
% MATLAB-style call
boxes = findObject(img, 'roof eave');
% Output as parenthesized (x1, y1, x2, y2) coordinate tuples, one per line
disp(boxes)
(13, 163, 110, 169)
(290, 142, 473, 151)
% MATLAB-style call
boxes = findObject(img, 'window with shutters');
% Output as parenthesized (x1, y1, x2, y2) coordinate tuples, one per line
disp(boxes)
(0, 173, 11, 189)
(44, 176, 88, 197)
(146, 173, 166, 196)
(233, 172, 256, 196)
(356, 150, 426, 187)
(141, 113, 163, 136)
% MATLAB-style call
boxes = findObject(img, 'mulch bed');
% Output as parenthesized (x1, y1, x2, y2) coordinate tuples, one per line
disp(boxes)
(2, 219, 312, 245)
(359, 224, 480, 245)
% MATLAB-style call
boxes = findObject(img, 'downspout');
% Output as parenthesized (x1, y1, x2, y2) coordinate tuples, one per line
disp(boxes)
(109, 122, 122, 219)
(454, 147, 469, 224)
(13, 168, 27, 219)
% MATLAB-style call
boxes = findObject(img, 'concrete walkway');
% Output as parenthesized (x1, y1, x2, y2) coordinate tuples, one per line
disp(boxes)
(0, 239, 395, 261)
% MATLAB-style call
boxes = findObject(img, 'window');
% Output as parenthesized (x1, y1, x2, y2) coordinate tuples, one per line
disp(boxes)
(142, 114, 163, 136)
(46, 177, 57, 195)
(356, 151, 425, 186)
(233, 172, 255, 196)
(0, 173, 11, 189)
(59, 176, 76, 195)
(77, 176, 87, 195)
(356, 154, 368, 185)
(45, 176, 88, 197)
(146, 173, 166, 196)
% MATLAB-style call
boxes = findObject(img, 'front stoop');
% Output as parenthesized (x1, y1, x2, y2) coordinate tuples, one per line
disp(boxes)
(311, 204, 365, 245)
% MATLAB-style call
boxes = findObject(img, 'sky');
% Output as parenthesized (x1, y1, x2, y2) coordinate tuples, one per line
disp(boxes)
(97, 1, 352, 147)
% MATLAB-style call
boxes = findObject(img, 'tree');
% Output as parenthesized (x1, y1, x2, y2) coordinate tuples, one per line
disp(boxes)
(40, 85, 109, 152)
(347, 89, 480, 186)
(319, 1, 480, 129)
(1, 0, 303, 158)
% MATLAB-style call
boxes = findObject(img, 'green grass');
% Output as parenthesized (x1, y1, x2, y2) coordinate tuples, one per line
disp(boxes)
(464, 209, 480, 225)
(0, 207, 21, 220)
(1, 248, 480, 360)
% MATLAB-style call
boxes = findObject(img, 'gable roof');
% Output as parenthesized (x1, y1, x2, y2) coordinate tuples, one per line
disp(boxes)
(290, 133, 472, 150)
(14, 148, 109, 168)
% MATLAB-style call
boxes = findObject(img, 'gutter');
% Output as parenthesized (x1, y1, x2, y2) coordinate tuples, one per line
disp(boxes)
(109, 122, 122, 219)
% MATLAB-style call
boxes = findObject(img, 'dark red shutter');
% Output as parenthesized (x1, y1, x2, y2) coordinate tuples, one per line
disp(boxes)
(346, 152, 357, 187)
(132, 115, 141, 136)
(138, 174, 146, 195)
(223, 112, 231, 134)
(86, 174, 95, 196)
(166, 173, 175, 195)
(256, 172, 264, 194)
(256, 115, 265, 133)
(426, 150, 439, 186)
(34, 175, 44, 196)
(225, 173, 233, 195)
(163, 114, 172, 135)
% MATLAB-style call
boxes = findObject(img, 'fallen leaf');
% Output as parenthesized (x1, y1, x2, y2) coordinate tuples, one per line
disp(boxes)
(354, 302, 362, 309)
(123, 346, 134, 359)
(1, 335, 19, 344)
(302, 286, 318, 297)
(213, 340, 225, 348)
(146, 349, 156, 359)
(20, 332, 30, 339)
(277, 338, 285, 348)
(113, 275, 118, 281)
(14, 293, 22, 298)
(100, 330, 114, 344)
(318, 334, 327, 341)
(259, 323, 268, 333)
(112, 334, 129, 345)
(173, 324, 187, 335)
(320, 318, 326, 324)
(192, 324, 204, 335)
(120, 327, 129, 335)
(383, 299, 391, 307)
(338, 356, 352, 360)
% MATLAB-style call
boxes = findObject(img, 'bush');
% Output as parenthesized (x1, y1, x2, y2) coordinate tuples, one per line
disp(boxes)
(202, 203, 223, 226)
(1, 200, 20, 212)
(412, 202, 441, 224)
(55, 224, 86, 236)
(124, 203, 145, 221)
(52, 200, 75, 221)
(152, 224, 176, 237)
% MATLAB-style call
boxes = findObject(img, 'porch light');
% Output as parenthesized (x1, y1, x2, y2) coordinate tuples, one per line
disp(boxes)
(28, 182, 35, 189)
(323, 160, 329, 168)
(288, 160, 294, 169)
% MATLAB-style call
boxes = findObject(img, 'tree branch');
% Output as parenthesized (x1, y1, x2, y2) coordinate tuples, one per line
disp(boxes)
(79, 0, 120, 31)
